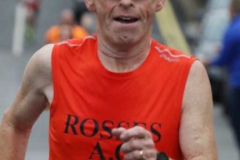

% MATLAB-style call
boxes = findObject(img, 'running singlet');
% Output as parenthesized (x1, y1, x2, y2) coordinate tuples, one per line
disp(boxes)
(50, 35, 196, 160)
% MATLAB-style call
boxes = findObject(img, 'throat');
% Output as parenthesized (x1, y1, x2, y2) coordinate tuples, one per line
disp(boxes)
(97, 35, 152, 73)
(98, 49, 150, 73)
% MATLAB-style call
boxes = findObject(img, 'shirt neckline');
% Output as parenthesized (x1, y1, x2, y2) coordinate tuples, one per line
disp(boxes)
(92, 37, 156, 80)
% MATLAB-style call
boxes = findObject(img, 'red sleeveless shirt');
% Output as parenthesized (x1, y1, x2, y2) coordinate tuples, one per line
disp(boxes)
(50, 35, 196, 160)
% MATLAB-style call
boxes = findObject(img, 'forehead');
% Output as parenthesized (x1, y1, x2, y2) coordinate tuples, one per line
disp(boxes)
(86, 0, 162, 13)
(94, 0, 158, 5)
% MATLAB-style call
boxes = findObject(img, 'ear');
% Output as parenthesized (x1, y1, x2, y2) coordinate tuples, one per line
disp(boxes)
(155, 0, 167, 12)
(84, 0, 96, 12)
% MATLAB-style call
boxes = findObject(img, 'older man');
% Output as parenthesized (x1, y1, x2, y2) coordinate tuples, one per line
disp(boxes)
(0, 0, 217, 159)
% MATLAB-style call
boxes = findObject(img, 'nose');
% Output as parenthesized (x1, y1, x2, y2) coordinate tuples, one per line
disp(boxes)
(119, 0, 133, 8)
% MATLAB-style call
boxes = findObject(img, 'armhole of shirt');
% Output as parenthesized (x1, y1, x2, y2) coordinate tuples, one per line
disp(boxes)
(176, 56, 197, 122)
(50, 44, 60, 115)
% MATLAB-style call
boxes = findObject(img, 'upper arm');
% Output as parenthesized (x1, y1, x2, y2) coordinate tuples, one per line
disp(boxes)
(3, 44, 54, 130)
(180, 61, 218, 160)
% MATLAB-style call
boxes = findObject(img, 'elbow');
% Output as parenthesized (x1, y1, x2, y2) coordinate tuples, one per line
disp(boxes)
(1, 109, 33, 134)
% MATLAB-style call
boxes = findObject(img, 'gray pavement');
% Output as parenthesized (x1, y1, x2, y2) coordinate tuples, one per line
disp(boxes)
(214, 105, 239, 160)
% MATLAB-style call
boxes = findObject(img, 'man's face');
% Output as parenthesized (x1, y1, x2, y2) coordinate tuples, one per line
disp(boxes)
(88, 0, 164, 46)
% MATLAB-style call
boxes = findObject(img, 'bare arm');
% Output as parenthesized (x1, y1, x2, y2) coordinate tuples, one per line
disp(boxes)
(0, 44, 54, 160)
(180, 60, 218, 160)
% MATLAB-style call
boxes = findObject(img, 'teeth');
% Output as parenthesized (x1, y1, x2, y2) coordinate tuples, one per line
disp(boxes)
(114, 17, 138, 23)
(121, 17, 132, 20)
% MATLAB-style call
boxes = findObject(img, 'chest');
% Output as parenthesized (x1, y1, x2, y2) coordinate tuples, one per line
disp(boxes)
(49, 76, 183, 159)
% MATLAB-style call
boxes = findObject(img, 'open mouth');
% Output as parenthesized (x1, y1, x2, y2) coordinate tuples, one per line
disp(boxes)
(114, 17, 139, 23)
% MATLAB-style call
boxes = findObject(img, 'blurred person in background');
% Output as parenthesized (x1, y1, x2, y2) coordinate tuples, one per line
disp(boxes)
(204, 0, 240, 155)
(72, 0, 96, 34)
(80, 11, 96, 34)
(72, 0, 89, 24)
(21, 0, 41, 40)
(59, 24, 73, 41)
(45, 8, 89, 44)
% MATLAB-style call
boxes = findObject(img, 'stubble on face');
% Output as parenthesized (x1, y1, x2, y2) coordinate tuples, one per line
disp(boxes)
(96, 0, 160, 44)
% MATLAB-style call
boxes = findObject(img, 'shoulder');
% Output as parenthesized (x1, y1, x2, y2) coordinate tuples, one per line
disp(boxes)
(152, 40, 196, 67)
(31, 43, 54, 67)
(16, 44, 55, 96)
(56, 35, 96, 49)
(183, 60, 211, 109)
(26, 44, 54, 83)
(49, 36, 96, 61)
(153, 40, 193, 59)
(187, 60, 208, 82)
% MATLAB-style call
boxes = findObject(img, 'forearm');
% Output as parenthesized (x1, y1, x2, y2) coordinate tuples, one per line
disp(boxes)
(0, 115, 31, 160)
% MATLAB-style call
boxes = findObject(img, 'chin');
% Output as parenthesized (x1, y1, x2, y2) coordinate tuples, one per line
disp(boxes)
(118, 33, 139, 43)
(104, 30, 140, 47)
(118, 29, 148, 43)
(120, 35, 134, 42)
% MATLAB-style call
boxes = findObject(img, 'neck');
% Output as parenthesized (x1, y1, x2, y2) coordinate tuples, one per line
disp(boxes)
(97, 35, 152, 73)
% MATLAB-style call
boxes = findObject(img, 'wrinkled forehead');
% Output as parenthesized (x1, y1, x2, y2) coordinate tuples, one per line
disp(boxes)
(84, 0, 166, 12)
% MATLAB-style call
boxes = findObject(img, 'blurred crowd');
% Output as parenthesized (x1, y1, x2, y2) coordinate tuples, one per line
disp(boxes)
(45, 8, 88, 44)
(20, 0, 96, 43)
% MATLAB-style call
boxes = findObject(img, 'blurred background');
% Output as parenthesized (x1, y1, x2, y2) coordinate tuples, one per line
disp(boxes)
(0, 0, 239, 159)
